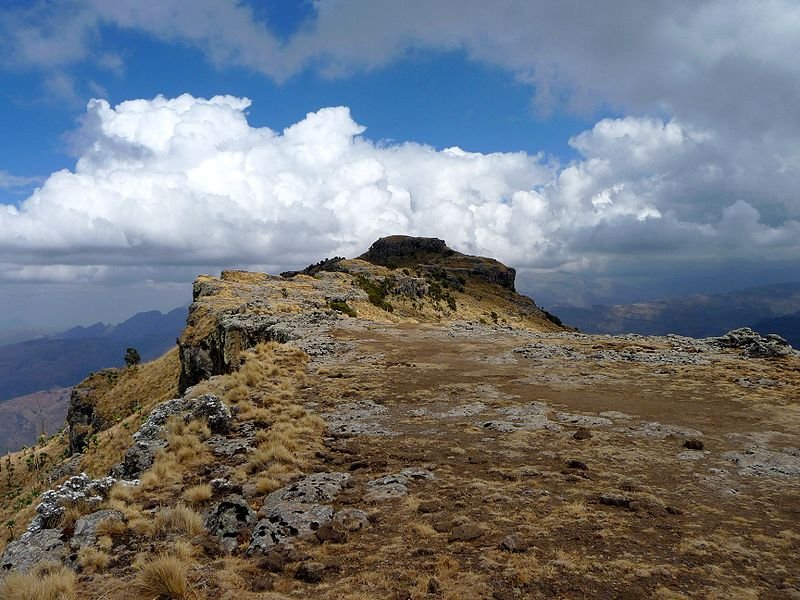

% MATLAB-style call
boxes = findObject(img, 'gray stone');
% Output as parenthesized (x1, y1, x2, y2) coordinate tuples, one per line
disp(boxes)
(438, 402, 488, 418)
(555, 412, 613, 427)
(323, 400, 395, 436)
(191, 394, 233, 433)
(500, 533, 529, 553)
(205, 495, 257, 553)
(616, 421, 703, 440)
(332, 508, 370, 533)
(365, 469, 434, 502)
(710, 328, 794, 358)
(27, 473, 116, 535)
(70, 509, 124, 549)
(723, 446, 800, 477)
(261, 472, 351, 515)
(249, 503, 334, 553)
(0, 529, 66, 573)
(208, 435, 252, 458)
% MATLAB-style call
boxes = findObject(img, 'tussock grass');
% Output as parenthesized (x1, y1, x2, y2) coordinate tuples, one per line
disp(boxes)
(153, 503, 205, 537)
(139, 452, 182, 490)
(77, 546, 110, 573)
(135, 554, 191, 600)
(182, 484, 213, 505)
(0, 563, 77, 600)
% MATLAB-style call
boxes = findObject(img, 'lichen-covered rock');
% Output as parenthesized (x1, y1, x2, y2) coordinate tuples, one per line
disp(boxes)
(249, 503, 334, 554)
(364, 469, 434, 502)
(30, 474, 116, 533)
(323, 400, 394, 436)
(260, 472, 351, 515)
(191, 394, 233, 434)
(246, 473, 350, 554)
(723, 446, 800, 477)
(70, 509, 124, 550)
(711, 328, 794, 358)
(1, 529, 66, 573)
(331, 508, 370, 532)
(205, 495, 257, 553)
(113, 394, 231, 478)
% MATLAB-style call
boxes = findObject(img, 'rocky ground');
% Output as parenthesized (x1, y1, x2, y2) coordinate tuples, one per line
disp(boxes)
(282, 320, 800, 599)
(1, 237, 798, 599)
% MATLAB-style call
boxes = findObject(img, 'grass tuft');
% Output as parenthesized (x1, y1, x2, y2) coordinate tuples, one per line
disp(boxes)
(135, 554, 190, 600)
(0, 564, 77, 600)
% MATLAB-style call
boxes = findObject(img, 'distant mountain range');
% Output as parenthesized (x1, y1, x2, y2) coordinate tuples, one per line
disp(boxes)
(0, 388, 71, 454)
(553, 282, 800, 345)
(0, 306, 188, 402)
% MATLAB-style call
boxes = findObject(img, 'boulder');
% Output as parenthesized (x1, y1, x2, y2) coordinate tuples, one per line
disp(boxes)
(365, 469, 435, 502)
(711, 328, 793, 358)
(70, 509, 124, 550)
(248, 472, 351, 554)
(1, 529, 66, 573)
(260, 472, 351, 514)
(205, 496, 257, 553)
(250, 503, 334, 553)
(29, 473, 116, 534)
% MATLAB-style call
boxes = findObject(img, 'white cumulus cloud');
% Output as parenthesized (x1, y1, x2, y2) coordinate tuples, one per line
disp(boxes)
(1, 94, 798, 300)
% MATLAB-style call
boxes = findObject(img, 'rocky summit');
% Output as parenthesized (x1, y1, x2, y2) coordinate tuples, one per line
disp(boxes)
(1, 237, 799, 600)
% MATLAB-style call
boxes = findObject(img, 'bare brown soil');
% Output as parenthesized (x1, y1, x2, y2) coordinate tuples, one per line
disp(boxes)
(266, 321, 800, 599)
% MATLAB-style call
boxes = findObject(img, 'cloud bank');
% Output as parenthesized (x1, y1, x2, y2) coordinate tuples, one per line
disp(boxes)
(1, 95, 797, 297)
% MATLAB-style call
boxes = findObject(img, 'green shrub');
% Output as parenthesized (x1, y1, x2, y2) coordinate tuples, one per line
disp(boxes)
(329, 300, 357, 317)
(355, 275, 394, 312)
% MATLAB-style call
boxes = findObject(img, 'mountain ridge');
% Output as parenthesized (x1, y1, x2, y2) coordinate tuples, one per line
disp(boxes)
(0, 306, 188, 403)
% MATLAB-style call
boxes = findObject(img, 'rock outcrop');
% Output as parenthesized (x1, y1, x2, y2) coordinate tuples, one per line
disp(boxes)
(66, 376, 113, 454)
(249, 472, 351, 554)
(710, 327, 794, 358)
(359, 235, 517, 291)
(113, 394, 232, 478)
(1, 473, 119, 573)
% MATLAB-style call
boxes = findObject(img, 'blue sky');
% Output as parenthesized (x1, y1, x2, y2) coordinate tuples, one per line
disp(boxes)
(0, 1, 799, 329)
(0, 33, 591, 206)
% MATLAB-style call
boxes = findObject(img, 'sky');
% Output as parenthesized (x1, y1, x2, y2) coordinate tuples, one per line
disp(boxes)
(1, 0, 799, 330)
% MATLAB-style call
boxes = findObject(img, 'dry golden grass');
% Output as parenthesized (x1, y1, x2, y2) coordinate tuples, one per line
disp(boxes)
(95, 515, 128, 538)
(135, 554, 191, 600)
(0, 563, 77, 600)
(182, 483, 213, 505)
(139, 452, 182, 491)
(78, 348, 181, 478)
(77, 546, 110, 573)
(407, 521, 438, 537)
(153, 503, 205, 537)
